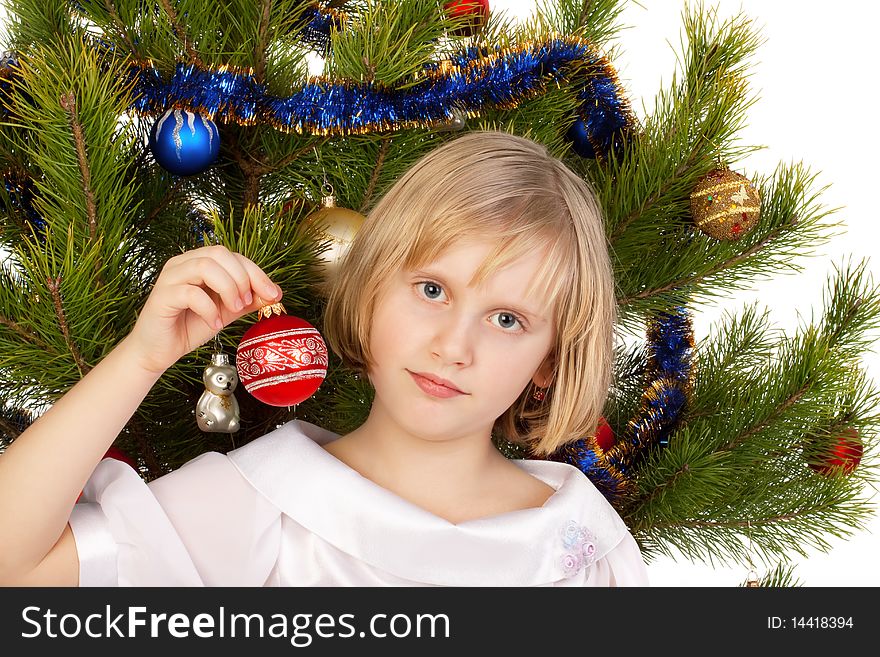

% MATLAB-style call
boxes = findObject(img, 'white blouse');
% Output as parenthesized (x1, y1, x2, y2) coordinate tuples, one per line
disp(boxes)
(69, 419, 649, 587)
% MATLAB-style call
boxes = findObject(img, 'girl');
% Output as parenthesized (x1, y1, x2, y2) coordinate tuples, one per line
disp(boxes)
(0, 131, 648, 586)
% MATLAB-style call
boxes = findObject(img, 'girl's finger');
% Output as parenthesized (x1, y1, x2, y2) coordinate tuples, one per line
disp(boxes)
(202, 245, 255, 305)
(231, 251, 282, 305)
(181, 285, 224, 332)
(167, 245, 254, 308)
(166, 256, 247, 315)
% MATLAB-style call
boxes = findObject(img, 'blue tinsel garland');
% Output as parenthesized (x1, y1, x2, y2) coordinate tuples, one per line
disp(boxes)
(122, 34, 633, 161)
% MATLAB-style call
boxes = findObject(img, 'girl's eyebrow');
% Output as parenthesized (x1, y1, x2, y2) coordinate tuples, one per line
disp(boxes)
(410, 268, 547, 323)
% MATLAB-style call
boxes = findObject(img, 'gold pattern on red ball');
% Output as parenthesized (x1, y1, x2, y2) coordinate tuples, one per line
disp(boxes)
(236, 304, 328, 407)
(690, 166, 761, 241)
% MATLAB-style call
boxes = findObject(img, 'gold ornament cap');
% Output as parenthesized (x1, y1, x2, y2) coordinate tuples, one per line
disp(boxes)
(256, 302, 287, 320)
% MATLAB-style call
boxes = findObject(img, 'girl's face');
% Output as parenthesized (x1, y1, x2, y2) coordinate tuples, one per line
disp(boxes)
(366, 238, 556, 442)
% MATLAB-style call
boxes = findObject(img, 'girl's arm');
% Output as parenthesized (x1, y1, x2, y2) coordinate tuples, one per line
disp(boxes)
(0, 337, 161, 585)
(0, 245, 282, 585)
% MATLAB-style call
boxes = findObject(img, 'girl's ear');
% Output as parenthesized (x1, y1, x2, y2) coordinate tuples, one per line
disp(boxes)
(532, 352, 555, 388)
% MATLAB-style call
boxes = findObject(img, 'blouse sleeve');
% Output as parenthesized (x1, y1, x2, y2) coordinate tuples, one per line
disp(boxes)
(68, 452, 282, 587)
(584, 531, 650, 586)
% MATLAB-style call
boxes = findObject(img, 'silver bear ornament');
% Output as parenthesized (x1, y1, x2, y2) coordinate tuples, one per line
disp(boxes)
(196, 353, 240, 433)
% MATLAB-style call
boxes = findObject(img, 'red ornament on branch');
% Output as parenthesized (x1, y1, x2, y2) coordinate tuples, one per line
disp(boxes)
(595, 416, 615, 451)
(236, 303, 328, 407)
(443, 0, 490, 37)
(808, 427, 863, 476)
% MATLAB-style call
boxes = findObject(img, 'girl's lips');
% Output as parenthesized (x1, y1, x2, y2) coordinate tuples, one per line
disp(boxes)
(408, 371, 466, 399)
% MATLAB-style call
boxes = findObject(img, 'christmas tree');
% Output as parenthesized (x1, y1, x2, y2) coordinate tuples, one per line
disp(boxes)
(0, 0, 877, 586)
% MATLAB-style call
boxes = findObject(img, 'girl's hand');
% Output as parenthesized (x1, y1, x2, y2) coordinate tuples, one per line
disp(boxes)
(125, 245, 282, 374)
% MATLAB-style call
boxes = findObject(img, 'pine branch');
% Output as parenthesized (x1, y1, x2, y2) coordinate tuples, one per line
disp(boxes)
(253, 0, 273, 84)
(46, 273, 90, 376)
(358, 136, 391, 213)
(631, 330, 863, 516)
(637, 484, 874, 565)
(529, 0, 627, 46)
(59, 90, 107, 292)
(631, 462, 693, 518)
(235, 135, 330, 178)
(625, 268, 880, 561)
(135, 179, 186, 232)
(272, 136, 331, 173)
(228, 128, 331, 207)
(102, 0, 140, 57)
(686, 303, 778, 420)
(608, 145, 705, 244)
(715, 368, 808, 454)
(818, 258, 880, 361)
(0, 312, 51, 350)
(651, 505, 839, 530)
(225, 129, 259, 173)
(578, 0, 594, 27)
(328, 0, 449, 85)
(224, 127, 263, 207)
(59, 93, 96, 241)
(604, 89, 756, 247)
(243, 172, 260, 208)
(159, 0, 203, 65)
(617, 225, 779, 306)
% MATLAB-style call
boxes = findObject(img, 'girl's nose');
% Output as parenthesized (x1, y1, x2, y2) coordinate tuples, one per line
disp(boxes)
(430, 314, 474, 367)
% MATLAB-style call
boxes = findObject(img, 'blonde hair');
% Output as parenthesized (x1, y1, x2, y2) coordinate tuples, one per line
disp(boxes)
(323, 130, 616, 456)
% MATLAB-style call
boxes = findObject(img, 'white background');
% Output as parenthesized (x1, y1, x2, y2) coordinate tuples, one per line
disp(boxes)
(493, 0, 880, 586)
(2, 1, 877, 586)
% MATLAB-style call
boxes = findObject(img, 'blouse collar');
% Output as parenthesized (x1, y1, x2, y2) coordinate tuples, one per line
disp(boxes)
(228, 419, 629, 586)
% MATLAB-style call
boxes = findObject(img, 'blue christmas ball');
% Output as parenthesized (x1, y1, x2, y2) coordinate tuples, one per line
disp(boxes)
(149, 109, 220, 176)
(565, 118, 596, 159)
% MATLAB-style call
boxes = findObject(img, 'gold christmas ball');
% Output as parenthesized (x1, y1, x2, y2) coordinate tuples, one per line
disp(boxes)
(690, 167, 761, 241)
(305, 196, 366, 286)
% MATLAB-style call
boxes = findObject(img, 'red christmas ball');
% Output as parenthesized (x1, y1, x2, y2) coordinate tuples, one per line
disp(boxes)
(595, 416, 615, 451)
(808, 427, 863, 476)
(236, 305, 328, 407)
(443, 0, 490, 37)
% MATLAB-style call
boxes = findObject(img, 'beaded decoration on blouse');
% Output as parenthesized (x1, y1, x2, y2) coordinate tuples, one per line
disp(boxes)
(560, 520, 598, 577)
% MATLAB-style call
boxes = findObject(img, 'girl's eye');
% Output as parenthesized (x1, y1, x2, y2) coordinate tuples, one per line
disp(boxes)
(415, 281, 526, 333)
(490, 312, 525, 332)
(419, 281, 445, 301)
